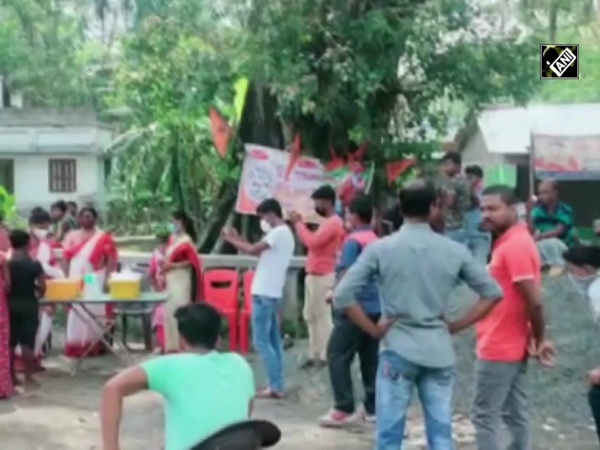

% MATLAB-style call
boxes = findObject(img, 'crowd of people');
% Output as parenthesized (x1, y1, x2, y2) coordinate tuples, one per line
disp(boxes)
(0, 150, 596, 450)
(99, 151, 598, 450)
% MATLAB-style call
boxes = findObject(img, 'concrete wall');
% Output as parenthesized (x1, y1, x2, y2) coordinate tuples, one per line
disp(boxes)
(10, 154, 104, 211)
(0, 108, 113, 212)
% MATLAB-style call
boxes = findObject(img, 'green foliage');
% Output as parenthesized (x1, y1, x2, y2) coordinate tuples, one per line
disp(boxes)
(0, 186, 17, 224)
(235, 0, 537, 162)
(0, 0, 101, 106)
(0, 0, 549, 242)
(535, 27, 600, 102)
(104, 3, 240, 233)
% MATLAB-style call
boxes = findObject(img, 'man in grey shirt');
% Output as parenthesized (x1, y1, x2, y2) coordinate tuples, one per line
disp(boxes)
(333, 180, 503, 450)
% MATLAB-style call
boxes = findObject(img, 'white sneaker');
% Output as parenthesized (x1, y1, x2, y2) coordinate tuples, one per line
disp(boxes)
(319, 409, 358, 428)
(353, 405, 376, 424)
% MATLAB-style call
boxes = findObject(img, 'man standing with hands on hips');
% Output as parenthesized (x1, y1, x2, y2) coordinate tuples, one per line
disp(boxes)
(289, 185, 346, 370)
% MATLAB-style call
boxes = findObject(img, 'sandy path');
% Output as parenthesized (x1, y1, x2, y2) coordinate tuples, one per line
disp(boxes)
(0, 346, 597, 450)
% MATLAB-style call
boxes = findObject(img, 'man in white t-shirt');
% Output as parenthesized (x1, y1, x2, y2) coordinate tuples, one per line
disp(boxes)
(222, 198, 295, 399)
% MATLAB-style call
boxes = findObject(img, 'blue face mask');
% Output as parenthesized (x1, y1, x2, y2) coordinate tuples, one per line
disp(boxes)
(168, 223, 177, 234)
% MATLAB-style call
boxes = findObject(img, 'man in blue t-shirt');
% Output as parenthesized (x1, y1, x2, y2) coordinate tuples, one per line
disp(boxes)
(319, 195, 380, 428)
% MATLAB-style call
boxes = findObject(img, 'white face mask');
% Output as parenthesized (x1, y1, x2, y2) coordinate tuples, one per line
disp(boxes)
(260, 220, 272, 234)
(33, 228, 48, 240)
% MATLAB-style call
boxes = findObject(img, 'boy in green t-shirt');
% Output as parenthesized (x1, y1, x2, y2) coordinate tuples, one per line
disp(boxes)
(101, 303, 255, 450)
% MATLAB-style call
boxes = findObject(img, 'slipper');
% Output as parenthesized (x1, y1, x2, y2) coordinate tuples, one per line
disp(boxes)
(256, 388, 284, 399)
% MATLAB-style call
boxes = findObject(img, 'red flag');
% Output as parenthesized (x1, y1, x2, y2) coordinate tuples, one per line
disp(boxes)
(349, 142, 369, 163)
(284, 134, 301, 180)
(325, 146, 346, 172)
(385, 158, 415, 183)
(209, 107, 232, 158)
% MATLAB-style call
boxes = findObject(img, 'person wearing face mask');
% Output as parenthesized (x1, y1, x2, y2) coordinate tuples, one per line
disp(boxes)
(222, 198, 295, 399)
(320, 195, 380, 427)
(10, 209, 64, 373)
(62, 207, 118, 358)
(160, 210, 204, 353)
(289, 185, 346, 370)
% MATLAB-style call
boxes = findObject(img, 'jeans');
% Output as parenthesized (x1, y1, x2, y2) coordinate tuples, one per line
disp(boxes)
(327, 312, 380, 414)
(471, 359, 530, 450)
(252, 295, 284, 392)
(376, 350, 454, 450)
(445, 228, 467, 246)
(589, 385, 600, 445)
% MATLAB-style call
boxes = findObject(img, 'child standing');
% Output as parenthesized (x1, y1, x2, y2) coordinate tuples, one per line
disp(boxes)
(7, 230, 46, 388)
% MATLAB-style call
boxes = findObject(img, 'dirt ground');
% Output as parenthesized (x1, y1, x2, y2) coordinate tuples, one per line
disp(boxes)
(0, 342, 598, 450)
(2, 274, 600, 449)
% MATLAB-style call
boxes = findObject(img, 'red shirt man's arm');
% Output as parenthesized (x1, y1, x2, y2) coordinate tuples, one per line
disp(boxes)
(295, 218, 340, 249)
(506, 240, 546, 346)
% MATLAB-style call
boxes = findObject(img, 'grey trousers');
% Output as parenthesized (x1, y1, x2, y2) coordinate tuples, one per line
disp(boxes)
(471, 359, 530, 450)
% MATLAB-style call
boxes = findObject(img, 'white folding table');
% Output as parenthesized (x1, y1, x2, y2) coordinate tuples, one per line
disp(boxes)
(41, 292, 168, 375)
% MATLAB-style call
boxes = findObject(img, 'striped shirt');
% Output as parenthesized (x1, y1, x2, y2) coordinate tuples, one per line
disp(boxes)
(531, 201, 576, 248)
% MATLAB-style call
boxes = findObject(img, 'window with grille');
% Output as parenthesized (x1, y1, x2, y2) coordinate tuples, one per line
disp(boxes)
(48, 159, 77, 193)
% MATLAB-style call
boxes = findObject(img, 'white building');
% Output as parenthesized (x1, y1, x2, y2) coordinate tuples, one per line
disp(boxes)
(0, 108, 113, 213)
(458, 102, 600, 227)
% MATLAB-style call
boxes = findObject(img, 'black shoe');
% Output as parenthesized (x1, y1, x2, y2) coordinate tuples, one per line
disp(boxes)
(315, 360, 328, 369)
(299, 359, 316, 370)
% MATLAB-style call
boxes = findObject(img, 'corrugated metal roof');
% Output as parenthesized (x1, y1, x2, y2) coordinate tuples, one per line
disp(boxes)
(478, 103, 600, 154)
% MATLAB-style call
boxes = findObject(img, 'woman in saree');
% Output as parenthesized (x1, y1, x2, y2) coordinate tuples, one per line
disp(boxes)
(63, 207, 118, 358)
(161, 210, 203, 352)
(13, 209, 65, 371)
(148, 232, 169, 352)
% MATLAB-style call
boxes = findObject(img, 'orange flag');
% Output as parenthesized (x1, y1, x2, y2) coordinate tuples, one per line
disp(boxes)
(209, 107, 232, 158)
(284, 134, 301, 180)
(325, 146, 346, 172)
(385, 158, 415, 183)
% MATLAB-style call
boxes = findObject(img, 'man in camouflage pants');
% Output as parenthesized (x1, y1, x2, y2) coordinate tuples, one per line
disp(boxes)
(437, 151, 471, 246)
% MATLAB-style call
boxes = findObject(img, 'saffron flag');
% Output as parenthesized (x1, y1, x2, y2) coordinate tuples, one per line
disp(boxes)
(209, 107, 232, 158)
(325, 147, 345, 172)
(385, 159, 415, 183)
(284, 134, 302, 181)
(349, 142, 369, 162)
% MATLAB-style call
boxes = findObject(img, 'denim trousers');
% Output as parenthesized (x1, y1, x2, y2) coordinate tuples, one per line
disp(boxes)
(327, 311, 380, 415)
(376, 350, 455, 450)
(251, 295, 284, 392)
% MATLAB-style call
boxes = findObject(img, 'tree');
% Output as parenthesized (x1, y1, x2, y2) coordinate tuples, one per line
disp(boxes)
(1, 0, 541, 251)
(0, 0, 100, 107)
(234, 0, 536, 165)
(104, 1, 241, 248)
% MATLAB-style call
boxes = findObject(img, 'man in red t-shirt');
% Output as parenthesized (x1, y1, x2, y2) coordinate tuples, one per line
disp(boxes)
(473, 185, 555, 450)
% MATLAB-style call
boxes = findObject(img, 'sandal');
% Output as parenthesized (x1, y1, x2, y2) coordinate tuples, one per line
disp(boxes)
(256, 388, 284, 399)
